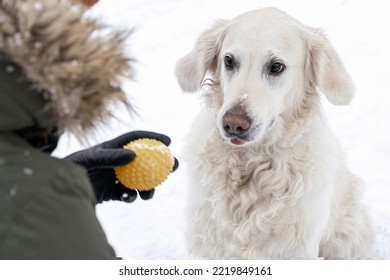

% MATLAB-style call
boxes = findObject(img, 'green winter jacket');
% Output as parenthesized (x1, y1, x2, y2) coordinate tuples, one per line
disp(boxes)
(0, 133, 117, 260)
(0, 0, 132, 259)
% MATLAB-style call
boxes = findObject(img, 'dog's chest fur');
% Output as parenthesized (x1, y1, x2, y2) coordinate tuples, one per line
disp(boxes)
(186, 119, 325, 259)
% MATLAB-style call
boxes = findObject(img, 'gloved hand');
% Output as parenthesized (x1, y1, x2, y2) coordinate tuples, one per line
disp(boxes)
(64, 130, 179, 203)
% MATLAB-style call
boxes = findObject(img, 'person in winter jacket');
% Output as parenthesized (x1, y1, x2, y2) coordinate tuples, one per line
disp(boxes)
(0, 0, 178, 259)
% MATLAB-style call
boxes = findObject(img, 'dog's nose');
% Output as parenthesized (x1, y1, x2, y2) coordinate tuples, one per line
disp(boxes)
(222, 112, 251, 135)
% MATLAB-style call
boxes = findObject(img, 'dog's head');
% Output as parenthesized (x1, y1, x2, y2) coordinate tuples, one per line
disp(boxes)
(176, 8, 355, 146)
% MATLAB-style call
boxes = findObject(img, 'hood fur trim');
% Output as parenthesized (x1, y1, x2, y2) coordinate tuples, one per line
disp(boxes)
(0, 0, 132, 135)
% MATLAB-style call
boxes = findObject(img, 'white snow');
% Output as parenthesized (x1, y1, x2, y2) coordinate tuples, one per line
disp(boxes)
(53, 0, 390, 259)
(5, 65, 15, 73)
(22, 167, 34, 176)
(34, 2, 43, 11)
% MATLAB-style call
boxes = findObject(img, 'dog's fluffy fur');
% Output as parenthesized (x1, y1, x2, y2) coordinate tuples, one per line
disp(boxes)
(175, 8, 373, 259)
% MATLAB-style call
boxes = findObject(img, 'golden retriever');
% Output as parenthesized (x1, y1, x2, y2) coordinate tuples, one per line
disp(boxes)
(175, 7, 373, 259)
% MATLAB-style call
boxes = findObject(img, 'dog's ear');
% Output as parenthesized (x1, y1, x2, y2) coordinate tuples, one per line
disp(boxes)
(175, 20, 230, 92)
(305, 27, 355, 105)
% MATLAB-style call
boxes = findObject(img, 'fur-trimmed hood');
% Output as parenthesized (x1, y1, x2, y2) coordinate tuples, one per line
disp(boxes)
(0, 0, 132, 136)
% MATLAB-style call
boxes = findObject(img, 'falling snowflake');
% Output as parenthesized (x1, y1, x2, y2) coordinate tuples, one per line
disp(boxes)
(9, 187, 17, 197)
(34, 2, 43, 11)
(23, 167, 34, 176)
(6, 65, 15, 73)
(14, 33, 23, 47)
(34, 41, 42, 49)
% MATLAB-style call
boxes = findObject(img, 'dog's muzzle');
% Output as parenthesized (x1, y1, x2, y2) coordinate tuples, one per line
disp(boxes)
(221, 107, 253, 145)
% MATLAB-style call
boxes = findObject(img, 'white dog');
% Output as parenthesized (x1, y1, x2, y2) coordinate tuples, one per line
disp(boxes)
(175, 7, 373, 259)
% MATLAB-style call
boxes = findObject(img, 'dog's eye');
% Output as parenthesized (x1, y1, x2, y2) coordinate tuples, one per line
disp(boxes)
(224, 55, 235, 70)
(270, 62, 285, 75)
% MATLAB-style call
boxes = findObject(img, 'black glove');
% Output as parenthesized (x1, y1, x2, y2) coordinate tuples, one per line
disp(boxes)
(64, 130, 179, 203)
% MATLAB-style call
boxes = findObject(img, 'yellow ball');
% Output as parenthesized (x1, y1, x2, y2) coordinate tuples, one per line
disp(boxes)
(114, 138, 174, 191)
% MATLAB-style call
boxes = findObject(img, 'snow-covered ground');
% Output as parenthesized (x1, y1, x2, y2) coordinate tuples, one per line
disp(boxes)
(53, 0, 390, 259)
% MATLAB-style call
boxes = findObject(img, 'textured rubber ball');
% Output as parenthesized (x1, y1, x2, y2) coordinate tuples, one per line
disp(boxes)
(114, 138, 174, 191)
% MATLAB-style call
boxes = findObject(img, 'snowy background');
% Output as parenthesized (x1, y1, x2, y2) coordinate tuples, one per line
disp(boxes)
(53, 0, 389, 259)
